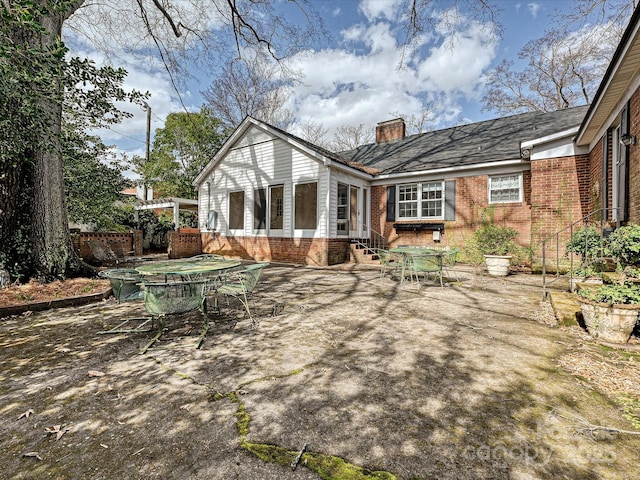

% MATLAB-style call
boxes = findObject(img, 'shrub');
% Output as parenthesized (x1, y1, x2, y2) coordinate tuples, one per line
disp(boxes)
(565, 225, 603, 261)
(607, 224, 640, 268)
(472, 224, 519, 256)
(577, 283, 640, 305)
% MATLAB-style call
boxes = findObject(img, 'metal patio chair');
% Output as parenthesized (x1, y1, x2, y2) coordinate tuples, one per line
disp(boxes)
(87, 240, 118, 266)
(377, 249, 395, 278)
(98, 268, 144, 302)
(410, 253, 444, 289)
(98, 278, 209, 353)
(442, 247, 461, 282)
(210, 263, 269, 327)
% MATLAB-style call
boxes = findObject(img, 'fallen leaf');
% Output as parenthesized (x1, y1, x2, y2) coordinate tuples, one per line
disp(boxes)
(22, 452, 43, 461)
(44, 425, 70, 441)
(18, 409, 34, 420)
(88, 370, 105, 377)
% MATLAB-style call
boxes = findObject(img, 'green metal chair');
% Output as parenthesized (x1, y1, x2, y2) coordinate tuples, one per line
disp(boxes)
(98, 268, 144, 302)
(212, 263, 269, 327)
(377, 249, 394, 278)
(189, 254, 225, 261)
(141, 279, 209, 352)
(443, 247, 461, 282)
(410, 253, 444, 288)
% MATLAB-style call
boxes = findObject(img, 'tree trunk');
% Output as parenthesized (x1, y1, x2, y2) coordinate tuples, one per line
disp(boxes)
(31, 7, 86, 280)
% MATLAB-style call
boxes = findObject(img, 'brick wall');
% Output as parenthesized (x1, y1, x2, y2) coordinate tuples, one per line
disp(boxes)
(73, 231, 142, 260)
(168, 232, 202, 259)
(371, 173, 532, 254)
(530, 154, 590, 266)
(201, 234, 350, 266)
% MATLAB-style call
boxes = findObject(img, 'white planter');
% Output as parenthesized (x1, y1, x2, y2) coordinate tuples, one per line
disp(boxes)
(484, 255, 512, 276)
(578, 299, 640, 343)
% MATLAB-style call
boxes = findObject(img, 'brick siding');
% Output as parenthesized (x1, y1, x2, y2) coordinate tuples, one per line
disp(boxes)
(201, 234, 350, 266)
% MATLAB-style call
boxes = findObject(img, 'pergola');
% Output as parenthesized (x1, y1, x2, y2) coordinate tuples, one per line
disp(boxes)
(134, 197, 199, 230)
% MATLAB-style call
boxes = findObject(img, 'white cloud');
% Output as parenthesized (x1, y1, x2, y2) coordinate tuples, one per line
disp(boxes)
(284, 10, 498, 137)
(528, 3, 541, 18)
(358, 0, 404, 22)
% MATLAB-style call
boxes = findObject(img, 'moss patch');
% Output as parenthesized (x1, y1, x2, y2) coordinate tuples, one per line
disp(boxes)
(242, 442, 397, 480)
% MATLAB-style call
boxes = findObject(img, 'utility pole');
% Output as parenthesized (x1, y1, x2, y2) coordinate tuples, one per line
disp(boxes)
(143, 101, 151, 200)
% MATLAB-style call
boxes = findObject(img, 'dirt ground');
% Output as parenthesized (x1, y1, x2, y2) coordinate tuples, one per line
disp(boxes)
(1, 264, 640, 480)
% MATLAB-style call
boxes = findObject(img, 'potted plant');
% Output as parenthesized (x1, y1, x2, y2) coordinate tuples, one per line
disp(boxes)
(472, 223, 519, 276)
(576, 280, 640, 343)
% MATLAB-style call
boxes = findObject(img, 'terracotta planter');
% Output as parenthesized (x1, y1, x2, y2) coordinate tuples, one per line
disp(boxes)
(484, 255, 512, 276)
(578, 299, 640, 343)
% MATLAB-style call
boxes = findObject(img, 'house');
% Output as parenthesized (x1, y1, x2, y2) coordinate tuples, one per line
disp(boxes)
(193, 5, 640, 268)
(193, 107, 589, 266)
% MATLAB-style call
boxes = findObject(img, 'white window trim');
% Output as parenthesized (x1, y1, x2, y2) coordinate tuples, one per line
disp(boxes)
(293, 181, 318, 235)
(397, 181, 445, 220)
(228, 190, 245, 233)
(488, 173, 523, 204)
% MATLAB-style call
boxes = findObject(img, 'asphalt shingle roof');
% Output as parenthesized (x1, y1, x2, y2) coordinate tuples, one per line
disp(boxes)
(342, 105, 590, 175)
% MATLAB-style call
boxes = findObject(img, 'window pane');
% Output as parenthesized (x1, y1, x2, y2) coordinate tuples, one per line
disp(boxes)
(398, 184, 418, 218)
(270, 186, 283, 229)
(490, 175, 521, 203)
(421, 182, 443, 218)
(229, 191, 244, 230)
(254, 188, 266, 229)
(337, 183, 348, 233)
(295, 182, 317, 229)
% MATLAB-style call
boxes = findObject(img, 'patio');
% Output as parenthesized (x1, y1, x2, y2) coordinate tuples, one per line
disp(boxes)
(1, 264, 639, 479)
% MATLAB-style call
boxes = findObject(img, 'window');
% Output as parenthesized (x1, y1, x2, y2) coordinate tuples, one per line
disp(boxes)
(489, 174, 521, 203)
(270, 185, 284, 230)
(254, 188, 266, 229)
(337, 183, 348, 233)
(398, 182, 443, 219)
(294, 182, 317, 229)
(228, 191, 244, 230)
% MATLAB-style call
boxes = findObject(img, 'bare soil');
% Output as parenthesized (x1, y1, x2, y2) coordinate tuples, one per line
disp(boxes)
(0, 279, 110, 308)
(1, 264, 639, 480)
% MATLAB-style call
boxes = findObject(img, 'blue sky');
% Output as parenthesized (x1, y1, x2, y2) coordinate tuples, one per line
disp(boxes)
(63, 0, 586, 171)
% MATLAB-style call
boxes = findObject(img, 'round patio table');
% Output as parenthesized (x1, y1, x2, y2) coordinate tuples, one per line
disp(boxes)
(135, 258, 241, 280)
(388, 247, 443, 284)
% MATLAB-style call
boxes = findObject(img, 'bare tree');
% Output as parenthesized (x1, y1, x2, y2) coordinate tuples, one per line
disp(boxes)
(332, 124, 374, 151)
(482, 24, 621, 115)
(202, 54, 296, 130)
(295, 119, 332, 150)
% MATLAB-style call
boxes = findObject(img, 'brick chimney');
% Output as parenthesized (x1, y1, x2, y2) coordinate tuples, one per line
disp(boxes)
(376, 118, 405, 144)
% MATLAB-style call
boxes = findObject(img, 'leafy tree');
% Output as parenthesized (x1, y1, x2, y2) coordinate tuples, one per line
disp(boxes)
(63, 122, 129, 227)
(132, 107, 228, 199)
(1, 0, 320, 282)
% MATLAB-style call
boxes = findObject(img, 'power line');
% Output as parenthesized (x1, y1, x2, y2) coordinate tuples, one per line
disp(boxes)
(104, 126, 146, 144)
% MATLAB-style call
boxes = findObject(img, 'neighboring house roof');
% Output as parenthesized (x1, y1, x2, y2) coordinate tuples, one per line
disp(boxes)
(342, 106, 589, 176)
(576, 4, 640, 147)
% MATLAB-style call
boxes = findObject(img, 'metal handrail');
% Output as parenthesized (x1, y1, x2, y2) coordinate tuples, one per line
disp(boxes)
(349, 218, 388, 255)
(541, 208, 618, 298)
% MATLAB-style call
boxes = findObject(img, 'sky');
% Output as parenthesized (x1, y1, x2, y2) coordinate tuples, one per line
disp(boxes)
(62, 0, 587, 176)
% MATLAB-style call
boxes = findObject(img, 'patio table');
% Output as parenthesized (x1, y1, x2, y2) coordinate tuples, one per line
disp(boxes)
(135, 258, 241, 282)
(389, 247, 443, 284)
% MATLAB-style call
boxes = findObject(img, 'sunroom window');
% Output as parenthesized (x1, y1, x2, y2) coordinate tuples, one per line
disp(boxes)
(489, 174, 521, 203)
(398, 182, 443, 219)
(229, 191, 245, 230)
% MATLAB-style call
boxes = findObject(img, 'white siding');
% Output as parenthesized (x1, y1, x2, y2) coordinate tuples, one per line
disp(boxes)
(327, 170, 372, 238)
(202, 132, 328, 238)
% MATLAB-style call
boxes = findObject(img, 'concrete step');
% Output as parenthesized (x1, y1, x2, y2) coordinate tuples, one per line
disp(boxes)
(548, 290, 582, 327)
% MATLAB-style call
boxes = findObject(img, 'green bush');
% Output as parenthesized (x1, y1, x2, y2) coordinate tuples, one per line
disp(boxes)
(607, 224, 640, 268)
(472, 224, 519, 256)
(565, 225, 603, 261)
(577, 283, 640, 305)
